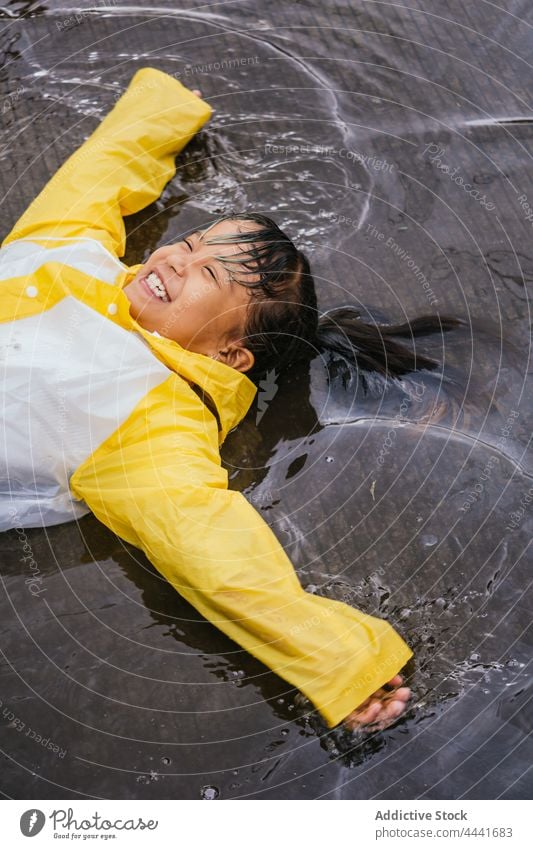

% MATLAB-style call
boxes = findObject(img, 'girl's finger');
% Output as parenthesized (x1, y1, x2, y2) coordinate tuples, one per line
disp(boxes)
(386, 699, 407, 718)
(349, 701, 381, 726)
(391, 686, 411, 702)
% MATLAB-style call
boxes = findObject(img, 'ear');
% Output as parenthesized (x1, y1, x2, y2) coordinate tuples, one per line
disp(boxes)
(220, 342, 255, 373)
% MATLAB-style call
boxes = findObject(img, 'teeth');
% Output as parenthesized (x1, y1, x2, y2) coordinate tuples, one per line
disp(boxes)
(145, 271, 170, 302)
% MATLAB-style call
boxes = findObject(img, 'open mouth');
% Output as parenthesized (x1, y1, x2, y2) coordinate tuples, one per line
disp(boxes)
(142, 270, 170, 302)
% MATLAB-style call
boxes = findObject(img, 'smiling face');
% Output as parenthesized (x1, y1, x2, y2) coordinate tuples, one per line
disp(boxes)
(123, 219, 262, 373)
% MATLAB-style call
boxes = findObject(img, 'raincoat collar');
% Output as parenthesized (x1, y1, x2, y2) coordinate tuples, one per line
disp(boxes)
(141, 327, 258, 442)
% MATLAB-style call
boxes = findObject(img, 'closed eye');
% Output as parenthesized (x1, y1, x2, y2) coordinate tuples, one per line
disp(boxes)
(205, 266, 221, 286)
(184, 238, 193, 251)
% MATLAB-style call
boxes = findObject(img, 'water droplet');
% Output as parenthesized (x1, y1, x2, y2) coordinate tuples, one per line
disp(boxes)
(325, 456, 334, 463)
(420, 534, 438, 547)
(281, 729, 289, 736)
(200, 785, 220, 800)
(161, 757, 171, 765)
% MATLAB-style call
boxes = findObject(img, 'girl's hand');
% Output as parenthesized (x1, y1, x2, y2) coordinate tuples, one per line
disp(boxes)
(192, 89, 202, 97)
(342, 674, 412, 731)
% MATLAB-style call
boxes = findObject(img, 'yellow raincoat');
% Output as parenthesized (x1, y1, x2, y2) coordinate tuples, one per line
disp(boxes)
(0, 67, 413, 727)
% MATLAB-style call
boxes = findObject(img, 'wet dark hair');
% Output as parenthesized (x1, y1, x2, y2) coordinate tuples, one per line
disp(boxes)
(201, 212, 462, 385)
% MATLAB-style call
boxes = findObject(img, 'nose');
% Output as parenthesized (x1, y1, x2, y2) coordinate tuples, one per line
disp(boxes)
(167, 251, 188, 277)
(168, 239, 208, 277)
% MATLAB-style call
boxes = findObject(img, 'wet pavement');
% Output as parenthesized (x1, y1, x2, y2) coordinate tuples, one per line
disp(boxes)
(0, 0, 531, 799)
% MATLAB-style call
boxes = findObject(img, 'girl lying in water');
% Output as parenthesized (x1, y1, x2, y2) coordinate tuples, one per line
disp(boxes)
(0, 67, 459, 732)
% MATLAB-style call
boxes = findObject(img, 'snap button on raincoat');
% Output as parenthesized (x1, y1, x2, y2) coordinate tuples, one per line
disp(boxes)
(0, 66, 413, 727)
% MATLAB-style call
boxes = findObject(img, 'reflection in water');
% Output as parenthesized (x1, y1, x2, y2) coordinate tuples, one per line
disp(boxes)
(0, 0, 531, 800)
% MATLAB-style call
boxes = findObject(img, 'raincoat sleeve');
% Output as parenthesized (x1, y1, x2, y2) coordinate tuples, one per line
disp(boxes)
(70, 384, 414, 729)
(1, 67, 212, 257)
